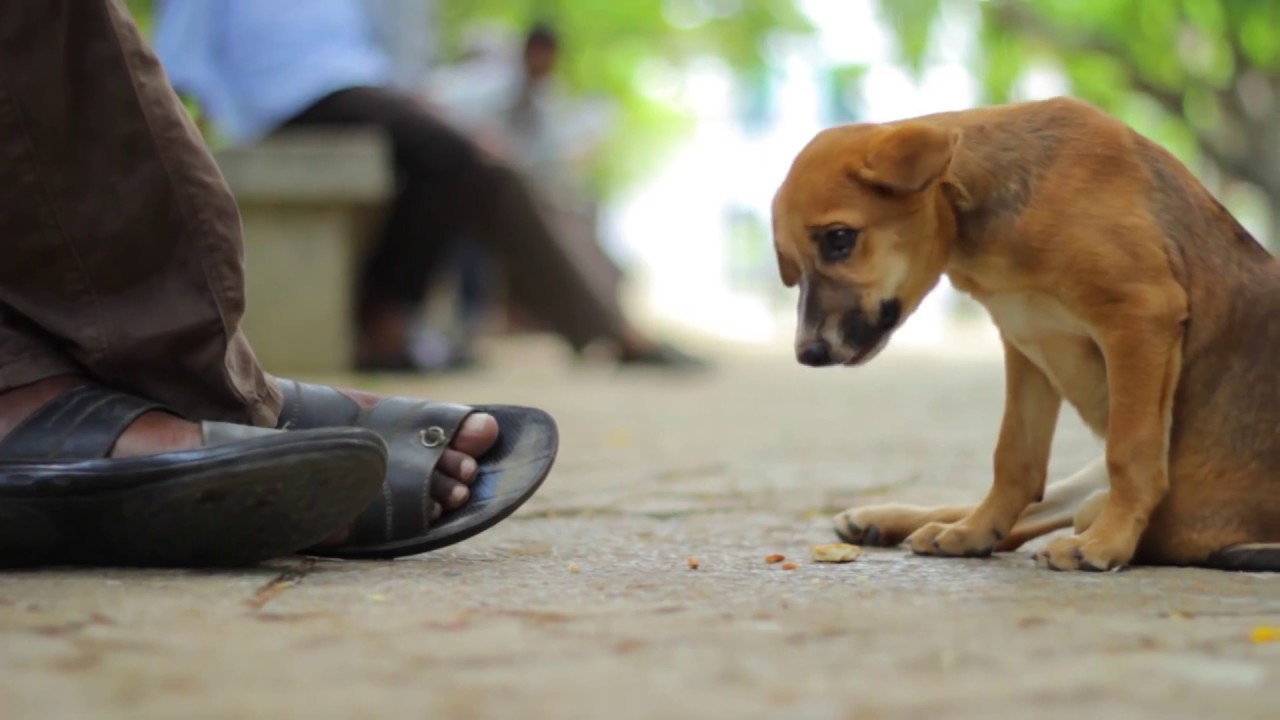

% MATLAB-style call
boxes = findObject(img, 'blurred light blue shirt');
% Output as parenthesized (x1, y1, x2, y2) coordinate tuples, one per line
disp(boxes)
(154, 0, 395, 145)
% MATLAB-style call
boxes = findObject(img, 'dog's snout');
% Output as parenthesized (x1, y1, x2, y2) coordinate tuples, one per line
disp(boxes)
(797, 340, 834, 367)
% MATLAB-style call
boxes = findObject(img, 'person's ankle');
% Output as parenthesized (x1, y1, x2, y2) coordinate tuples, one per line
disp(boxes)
(110, 410, 203, 458)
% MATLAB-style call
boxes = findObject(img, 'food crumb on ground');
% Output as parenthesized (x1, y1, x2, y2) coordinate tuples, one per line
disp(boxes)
(811, 543, 862, 563)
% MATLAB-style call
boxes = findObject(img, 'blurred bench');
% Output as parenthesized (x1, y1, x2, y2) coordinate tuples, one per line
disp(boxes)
(215, 128, 626, 375)
(214, 130, 393, 375)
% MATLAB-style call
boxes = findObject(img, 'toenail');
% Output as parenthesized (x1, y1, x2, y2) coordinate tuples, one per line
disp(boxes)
(420, 426, 447, 448)
(450, 485, 467, 503)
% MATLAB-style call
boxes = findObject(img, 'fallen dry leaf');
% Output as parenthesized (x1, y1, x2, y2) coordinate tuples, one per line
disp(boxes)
(765, 554, 786, 564)
(811, 543, 862, 563)
(1250, 626, 1279, 644)
(781, 562, 799, 571)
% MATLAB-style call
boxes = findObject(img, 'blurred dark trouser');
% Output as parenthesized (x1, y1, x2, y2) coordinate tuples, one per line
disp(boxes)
(280, 86, 628, 353)
(0, 0, 281, 425)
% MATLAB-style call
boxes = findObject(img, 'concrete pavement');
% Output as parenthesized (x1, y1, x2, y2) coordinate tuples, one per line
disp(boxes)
(2, 337, 1277, 719)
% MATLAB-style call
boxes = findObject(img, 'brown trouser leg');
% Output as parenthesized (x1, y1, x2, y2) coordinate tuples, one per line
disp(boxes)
(0, 0, 280, 426)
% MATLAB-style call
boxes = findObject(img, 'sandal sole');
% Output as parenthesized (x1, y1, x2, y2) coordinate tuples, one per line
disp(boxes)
(0, 430, 386, 567)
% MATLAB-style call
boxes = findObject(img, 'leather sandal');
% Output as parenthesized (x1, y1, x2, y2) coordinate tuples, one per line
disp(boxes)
(274, 379, 558, 559)
(0, 384, 387, 567)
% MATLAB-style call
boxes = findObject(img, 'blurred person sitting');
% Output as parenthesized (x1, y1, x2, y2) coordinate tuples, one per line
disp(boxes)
(153, 0, 704, 373)
(418, 21, 628, 371)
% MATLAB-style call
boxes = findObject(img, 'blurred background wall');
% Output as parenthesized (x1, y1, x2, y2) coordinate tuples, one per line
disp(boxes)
(128, 0, 1280, 352)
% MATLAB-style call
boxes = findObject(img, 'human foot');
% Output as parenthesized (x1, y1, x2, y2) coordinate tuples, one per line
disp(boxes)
(582, 331, 709, 372)
(0, 379, 387, 567)
(1, 378, 499, 523)
(327, 388, 499, 517)
(273, 379, 557, 558)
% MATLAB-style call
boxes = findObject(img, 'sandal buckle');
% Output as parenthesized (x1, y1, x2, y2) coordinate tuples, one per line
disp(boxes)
(419, 427, 447, 448)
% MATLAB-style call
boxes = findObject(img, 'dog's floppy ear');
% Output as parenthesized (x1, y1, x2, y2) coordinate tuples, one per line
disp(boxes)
(776, 245, 800, 288)
(855, 123, 957, 194)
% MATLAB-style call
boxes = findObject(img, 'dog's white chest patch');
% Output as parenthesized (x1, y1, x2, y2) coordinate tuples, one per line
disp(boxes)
(980, 292, 1109, 430)
(982, 293, 1089, 345)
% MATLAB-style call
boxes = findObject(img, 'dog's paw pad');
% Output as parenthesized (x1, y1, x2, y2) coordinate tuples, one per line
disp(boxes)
(833, 512, 890, 547)
(1036, 535, 1132, 572)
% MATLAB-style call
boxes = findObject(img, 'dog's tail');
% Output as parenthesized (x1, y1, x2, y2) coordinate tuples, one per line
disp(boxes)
(1205, 543, 1280, 572)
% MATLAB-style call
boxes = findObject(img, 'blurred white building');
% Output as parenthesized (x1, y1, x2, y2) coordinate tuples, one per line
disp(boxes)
(604, 0, 1027, 349)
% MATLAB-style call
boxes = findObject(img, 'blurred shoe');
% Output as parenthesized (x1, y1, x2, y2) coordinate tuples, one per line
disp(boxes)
(616, 340, 711, 372)
(357, 327, 482, 375)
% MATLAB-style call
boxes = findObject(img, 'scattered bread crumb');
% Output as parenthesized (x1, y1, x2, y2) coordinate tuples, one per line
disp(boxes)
(764, 554, 786, 564)
(568, 563, 581, 574)
(780, 561, 799, 571)
(811, 543, 862, 563)
(686, 557, 700, 570)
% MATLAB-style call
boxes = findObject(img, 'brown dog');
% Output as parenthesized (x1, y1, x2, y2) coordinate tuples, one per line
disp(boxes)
(772, 96, 1279, 572)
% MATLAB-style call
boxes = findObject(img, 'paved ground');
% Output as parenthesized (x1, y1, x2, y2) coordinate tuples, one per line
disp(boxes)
(2, 336, 1277, 719)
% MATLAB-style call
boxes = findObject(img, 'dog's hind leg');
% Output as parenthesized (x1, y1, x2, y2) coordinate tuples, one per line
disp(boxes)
(834, 503, 973, 547)
(837, 455, 1109, 550)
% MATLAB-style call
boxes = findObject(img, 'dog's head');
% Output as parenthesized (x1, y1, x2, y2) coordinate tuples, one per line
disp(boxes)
(772, 121, 960, 367)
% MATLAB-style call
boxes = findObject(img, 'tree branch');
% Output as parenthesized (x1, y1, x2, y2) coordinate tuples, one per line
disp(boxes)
(986, 0, 1265, 186)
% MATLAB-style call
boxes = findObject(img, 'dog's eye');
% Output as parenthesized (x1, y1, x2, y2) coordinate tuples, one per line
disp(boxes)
(816, 227, 859, 262)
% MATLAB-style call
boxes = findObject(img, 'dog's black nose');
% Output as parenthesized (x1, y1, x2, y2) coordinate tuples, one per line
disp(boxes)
(797, 340, 833, 367)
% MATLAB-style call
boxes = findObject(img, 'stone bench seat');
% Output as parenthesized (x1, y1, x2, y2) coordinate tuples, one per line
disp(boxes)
(214, 129, 393, 375)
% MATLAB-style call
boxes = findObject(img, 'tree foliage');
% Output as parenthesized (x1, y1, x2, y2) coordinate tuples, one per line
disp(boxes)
(124, 0, 813, 197)
(438, 0, 812, 195)
(875, 0, 1280, 243)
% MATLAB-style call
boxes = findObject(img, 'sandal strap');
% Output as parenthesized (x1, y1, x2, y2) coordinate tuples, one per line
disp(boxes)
(0, 385, 165, 460)
(274, 379, 474, 544)
(352, 397, 473, 543)
(274, 379, 362, 429)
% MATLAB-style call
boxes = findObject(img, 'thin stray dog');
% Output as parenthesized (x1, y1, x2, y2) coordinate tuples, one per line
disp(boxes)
(771, 96, 1278, 572)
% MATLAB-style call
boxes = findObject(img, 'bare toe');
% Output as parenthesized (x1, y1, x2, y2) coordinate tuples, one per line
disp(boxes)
(438, 449, 478, 484)
(428, 414, 498, 507)
(452, 413, 498, 457)
(431, 471, 469, 510)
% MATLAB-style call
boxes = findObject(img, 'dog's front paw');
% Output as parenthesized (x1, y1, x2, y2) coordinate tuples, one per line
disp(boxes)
(905, 521, 999, 558)
(1033, 534, 1133, 572)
